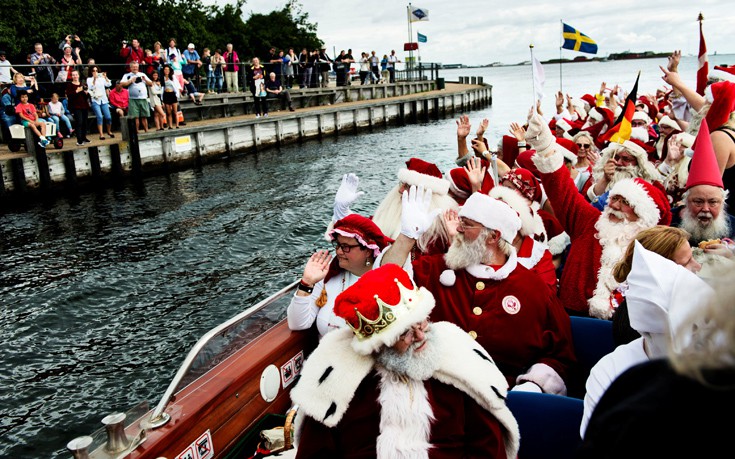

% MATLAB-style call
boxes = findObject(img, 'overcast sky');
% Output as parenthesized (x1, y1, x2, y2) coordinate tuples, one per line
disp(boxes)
(230, 0, 734, 65)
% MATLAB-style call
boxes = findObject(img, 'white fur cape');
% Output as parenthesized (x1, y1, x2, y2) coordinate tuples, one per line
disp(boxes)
(290, 322, 520, 459)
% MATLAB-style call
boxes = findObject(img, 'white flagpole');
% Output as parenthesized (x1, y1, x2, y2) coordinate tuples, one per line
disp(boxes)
(559, 19, 563, 93)
(407, 4, 414, 74)
(530, 44, 537, 107)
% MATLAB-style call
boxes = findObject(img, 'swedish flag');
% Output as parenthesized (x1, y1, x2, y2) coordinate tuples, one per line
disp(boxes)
(562, 23, 598, 54)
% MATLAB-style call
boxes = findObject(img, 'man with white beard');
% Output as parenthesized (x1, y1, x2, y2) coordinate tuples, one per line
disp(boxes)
(585, 138, 662, 206)
(379, 190, 576, 394)
(524, 111, 672, 319)
(290, 263, 520, 459)
(671, 119, 735, 257)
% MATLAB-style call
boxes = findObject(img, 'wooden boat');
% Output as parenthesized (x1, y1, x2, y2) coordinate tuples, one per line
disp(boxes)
(67, 281, 317, 459)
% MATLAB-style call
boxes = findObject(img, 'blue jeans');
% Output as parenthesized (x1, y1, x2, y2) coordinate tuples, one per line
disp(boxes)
(207, 70, 215, 91)
(91, 101, 112, 126)
(213, 73, 223, 93)
(50, 114, 73, 135)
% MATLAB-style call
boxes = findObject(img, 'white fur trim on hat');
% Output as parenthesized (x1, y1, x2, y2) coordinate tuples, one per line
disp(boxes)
(630, 127, 649, 143)
(658, 115, 679, 130)
(556, 119, 573, 132)
(608, 179, 660, 227)
(675, 132, 695, 148)
(708, 68, 735, 83)
(632, 111, 650, 123)
(489, 186, 544, 238)
(398, 169, 450, 196)
(588, 108, 603, 122)
(458, 193, 522, 243)
(620, 140, 648, 162)
(516, 362, 567, 395)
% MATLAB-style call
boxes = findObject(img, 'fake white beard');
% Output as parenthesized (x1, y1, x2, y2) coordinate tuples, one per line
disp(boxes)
(372, 185, 403, 239)
(376, 326, 439, 382)
(679, 206, 731, 242)
(595, 208, 649, 251)
(444, 230, 491, 270)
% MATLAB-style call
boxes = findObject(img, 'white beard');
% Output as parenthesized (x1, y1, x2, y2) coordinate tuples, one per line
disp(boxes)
(376, 327, 439, 381)
(372, 184, 404, 239)
(679, 206, 731, 243)
(588, 209, 650, 319)
(444, 231, 490, 270)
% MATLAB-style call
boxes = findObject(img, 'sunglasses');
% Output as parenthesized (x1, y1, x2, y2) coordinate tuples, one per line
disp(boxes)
(576, 143, 591, 149)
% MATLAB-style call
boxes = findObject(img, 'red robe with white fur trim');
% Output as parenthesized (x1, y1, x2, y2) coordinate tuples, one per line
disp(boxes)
(295, 370, 508, 459)
(517, 235, 558, 294)
(411, 254, 575, 393)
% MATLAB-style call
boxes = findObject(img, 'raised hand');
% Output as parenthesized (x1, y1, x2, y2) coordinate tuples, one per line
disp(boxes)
(301, 250, 333, 286)
(456, 115, 471, 139)
(666, 136, 685, 165)
(476, 118, 489, 138)
(400, 185, 440, 240)
(509, 122, 526, 141)
(667, 50, 681, 73)
(333, 173, 364, 221)
(442, 208, 460, 239)
(465, 156, 487, 192)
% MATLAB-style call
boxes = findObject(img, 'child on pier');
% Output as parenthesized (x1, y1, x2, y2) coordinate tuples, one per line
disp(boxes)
(15, 90, 49, 148)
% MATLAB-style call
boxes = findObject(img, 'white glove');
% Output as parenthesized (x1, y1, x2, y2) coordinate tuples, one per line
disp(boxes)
(524, 110, 554, 155)
(332, 173, 364, 222)
(400, 185, 441, 240)
(511, 381, 543, 393)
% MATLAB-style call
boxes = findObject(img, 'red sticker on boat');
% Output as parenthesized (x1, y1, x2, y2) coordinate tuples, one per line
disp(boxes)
(175, 429, 214, 459)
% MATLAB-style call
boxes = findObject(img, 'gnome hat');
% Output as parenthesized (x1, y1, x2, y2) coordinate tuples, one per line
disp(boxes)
(686, 119, 725, 190)
(398, 157, 450, 195)
(333, 263, 435, 355)
(626, 241, 714, 335)
(329, 214, 394, 258)
(704, 81, 735, 130)
(458, 193, 522, 243)
(609, 178, 672, 226)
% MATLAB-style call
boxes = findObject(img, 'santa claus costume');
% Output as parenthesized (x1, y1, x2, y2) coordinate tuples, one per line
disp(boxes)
(526, 112, 672, 319)
(291, 264, 520, 459)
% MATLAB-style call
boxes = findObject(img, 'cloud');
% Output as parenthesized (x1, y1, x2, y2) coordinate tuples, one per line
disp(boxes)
(211, 0, 734, 65)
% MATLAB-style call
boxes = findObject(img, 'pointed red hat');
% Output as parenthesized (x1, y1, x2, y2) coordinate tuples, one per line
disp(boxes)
(685, 119, 724, 190)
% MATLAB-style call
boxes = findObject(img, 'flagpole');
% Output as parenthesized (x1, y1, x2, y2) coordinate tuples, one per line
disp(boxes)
(407, 4, 413, 74)
(559, 19, 563, 93)
(530, 44, 537, 107)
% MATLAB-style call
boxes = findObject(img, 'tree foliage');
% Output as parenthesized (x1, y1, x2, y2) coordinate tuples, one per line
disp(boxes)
(0, 0, 323, 77)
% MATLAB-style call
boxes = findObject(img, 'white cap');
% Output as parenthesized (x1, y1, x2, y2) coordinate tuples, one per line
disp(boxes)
(458, 193, 521, 243)
(187, 43, 195, 49)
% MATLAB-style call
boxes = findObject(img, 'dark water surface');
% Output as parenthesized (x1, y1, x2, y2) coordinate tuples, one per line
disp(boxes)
(0, 116, 465, 458)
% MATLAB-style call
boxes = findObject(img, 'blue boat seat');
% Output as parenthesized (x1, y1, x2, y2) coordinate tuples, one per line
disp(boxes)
(567, 316, 616, 398)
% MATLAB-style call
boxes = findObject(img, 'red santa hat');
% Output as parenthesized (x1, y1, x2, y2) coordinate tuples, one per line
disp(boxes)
(500, 168, 542, 205)
(632, 111, 651, 125)
(446, 166, 493, 205)
(581, 94, 596, 110)
(685, 119, 724, 190)
(636, 96, 658, 121)
(489, 185, 545, 238)
(555, 137, 579, 165)
(657, 115, 679, 130)
(398, 157, 450, 195)
(501, 135, 521, 167)
(608, 178, 672, 227)
(587, 106, 614, 126)
(515, 149, 541, 178)
(704, 81, 735, 130)
(458, 193, 522, 243)
(556, 118, 574, 133)
(328, 214, 394, 258)
(708, 65, 735, 84)
(333, 263, 435, 355)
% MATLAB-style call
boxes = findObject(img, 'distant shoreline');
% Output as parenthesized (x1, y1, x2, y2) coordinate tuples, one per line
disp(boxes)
(449, 51, 675, 69)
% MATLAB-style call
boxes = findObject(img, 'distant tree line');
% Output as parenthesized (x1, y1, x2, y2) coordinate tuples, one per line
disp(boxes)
(0, 0, 323, 72)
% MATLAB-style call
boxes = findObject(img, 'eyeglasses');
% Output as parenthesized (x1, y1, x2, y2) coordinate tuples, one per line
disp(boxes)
(610, 195, 630, 207)
(689, 198, 722, 209)
(613, 154, 637, 165)
(332, 240, 363, 253)
(576, 143, 591, 149)
(458, 218, 484, 231)
(631, 121, 647, 127)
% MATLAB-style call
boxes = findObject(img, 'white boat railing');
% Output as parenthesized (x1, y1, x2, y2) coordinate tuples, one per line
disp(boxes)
(145, 280, 299, 429)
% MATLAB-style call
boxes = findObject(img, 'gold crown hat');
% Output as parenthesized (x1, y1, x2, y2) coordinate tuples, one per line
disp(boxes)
(333, 263, 435, 355)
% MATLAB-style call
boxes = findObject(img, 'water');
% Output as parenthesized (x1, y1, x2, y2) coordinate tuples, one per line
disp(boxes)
(1, 54, 730, 458)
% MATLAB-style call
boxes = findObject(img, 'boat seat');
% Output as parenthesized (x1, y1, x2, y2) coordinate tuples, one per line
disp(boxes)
(506, 391, 583, 459)
(567, 316, 616, 398)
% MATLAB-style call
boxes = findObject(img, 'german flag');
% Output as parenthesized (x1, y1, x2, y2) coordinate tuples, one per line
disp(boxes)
(600, 72, 640, 144)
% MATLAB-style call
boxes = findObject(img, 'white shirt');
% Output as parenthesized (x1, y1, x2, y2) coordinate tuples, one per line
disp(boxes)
(387, 54, 398, 68)
(287, 272, 358, 337)
(580, 338, 648, 438)
(0, 60, 12, 83)
(121, 72, 150, 100)
(86, 76, 111, 104)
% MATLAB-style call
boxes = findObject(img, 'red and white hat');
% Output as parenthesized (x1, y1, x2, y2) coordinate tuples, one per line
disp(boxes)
(608, 178, 672, 227)
(333, 263, 435, 355)
(555, 137, 579, 165)
(458, 193, 522, 243)
(704, 81, 735, 130)
(446, 165, 493, 205)
(708, 65, 735, 84)
(398, 157, 450, 195)
(489, 185, 545, 238)
(685, 119, 724, 190)
(500, 168, 542, 205)
(329, 214, 394, 257)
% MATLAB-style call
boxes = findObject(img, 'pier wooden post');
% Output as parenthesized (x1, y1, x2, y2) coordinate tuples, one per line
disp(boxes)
(62, 150, 77, 189)
(423, 99, 430, 122)
(31, 129, 51, 191)
(411, 100, 418, 124)
(126, 118, 142, 179)
(10, 158, 26, 193)
(399, 103, 406, 126)
(109, 143, 123, 179)
(88, 146, 102, 184)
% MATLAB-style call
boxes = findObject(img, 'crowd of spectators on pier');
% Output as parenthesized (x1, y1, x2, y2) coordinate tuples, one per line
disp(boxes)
(286, 48, 735, 457)
(0, 34, 403, 144)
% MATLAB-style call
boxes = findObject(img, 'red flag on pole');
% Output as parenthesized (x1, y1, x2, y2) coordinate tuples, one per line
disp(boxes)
(696, 13, 708, 96)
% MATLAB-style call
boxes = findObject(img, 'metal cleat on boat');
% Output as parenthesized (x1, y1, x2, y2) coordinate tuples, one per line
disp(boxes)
(102, 413, 129, 453)
(67, 435, 93, 459)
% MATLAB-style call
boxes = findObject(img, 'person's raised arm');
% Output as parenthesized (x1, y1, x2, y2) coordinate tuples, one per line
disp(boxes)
(660, 65, 705, 112)
(456, 115, 471, 160)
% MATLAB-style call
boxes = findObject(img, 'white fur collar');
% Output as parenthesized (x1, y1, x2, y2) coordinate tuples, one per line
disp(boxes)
(516, 237, 548, 270)
(465, 251, 518, 280)
(588, 236, 628, 319)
